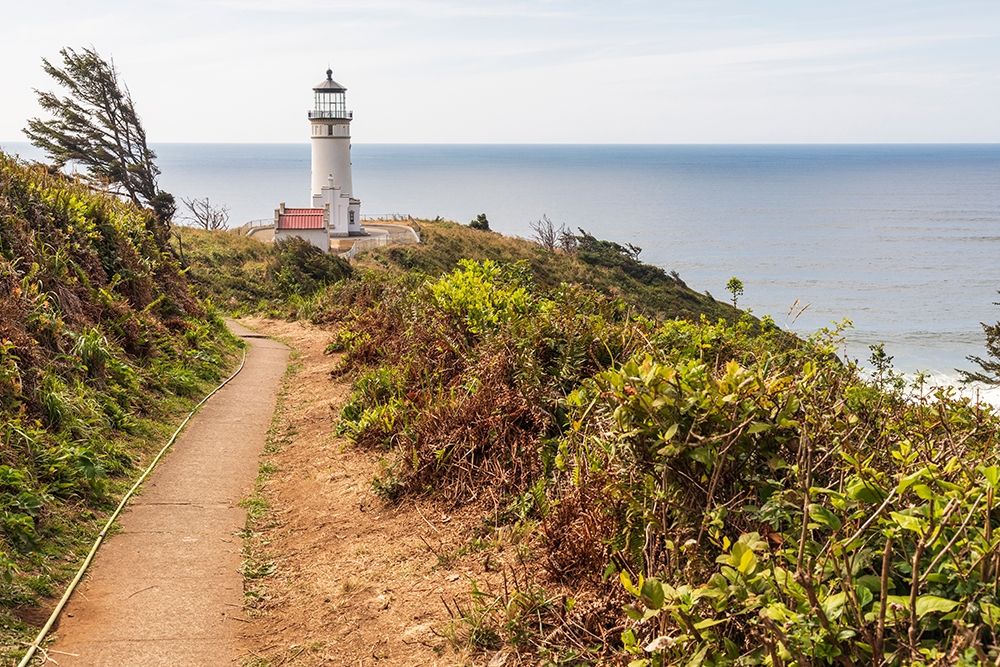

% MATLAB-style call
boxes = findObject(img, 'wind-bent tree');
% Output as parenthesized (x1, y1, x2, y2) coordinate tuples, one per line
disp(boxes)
(24, 47, 175, 234)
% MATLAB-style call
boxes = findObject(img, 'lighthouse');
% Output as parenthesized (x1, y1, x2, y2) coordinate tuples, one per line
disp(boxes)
(274, 67, 363, 249)
(308, 68, 362, 236)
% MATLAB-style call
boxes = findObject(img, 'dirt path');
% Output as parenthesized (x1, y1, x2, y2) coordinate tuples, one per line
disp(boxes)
(45, 322, 288, 666)
(237, 318, 491, 667)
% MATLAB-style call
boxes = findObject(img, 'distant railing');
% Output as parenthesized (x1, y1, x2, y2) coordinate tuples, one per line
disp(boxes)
(236, 218, 274, 236)
(307, 110, 353, 120)
(341, 236, 390, 259)
(388, 225, 421, 244)
(340, 225, 420, 260)
(361, 213, 414, 222)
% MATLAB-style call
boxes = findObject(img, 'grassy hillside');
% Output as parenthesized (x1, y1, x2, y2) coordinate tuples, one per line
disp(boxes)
(177, 219, 739, 323)
(328, 260, 1000, 665)
(0, 152, 239, 656)
(357, 220, 736, 321)
(173, 227, 351, 315)
(183, 218, 1000, 663)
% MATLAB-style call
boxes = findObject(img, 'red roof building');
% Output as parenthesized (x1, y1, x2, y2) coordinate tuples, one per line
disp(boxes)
(277, 207, 325, 230)
(273, 203, 330, 251)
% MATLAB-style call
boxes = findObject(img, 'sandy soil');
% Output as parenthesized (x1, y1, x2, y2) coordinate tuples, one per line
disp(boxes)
(238, 318, 498, 667)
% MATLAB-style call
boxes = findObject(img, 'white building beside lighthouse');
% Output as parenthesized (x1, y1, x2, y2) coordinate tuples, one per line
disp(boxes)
(275, 67, 363, 250)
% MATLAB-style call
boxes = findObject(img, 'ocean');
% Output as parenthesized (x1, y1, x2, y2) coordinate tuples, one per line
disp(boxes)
(4, 141, 1000, 385)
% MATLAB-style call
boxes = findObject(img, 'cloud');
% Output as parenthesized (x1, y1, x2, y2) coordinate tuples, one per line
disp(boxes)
(211, 0, 573, 19)
(3, 0, 999, 142)
(583, 33, 979, 74)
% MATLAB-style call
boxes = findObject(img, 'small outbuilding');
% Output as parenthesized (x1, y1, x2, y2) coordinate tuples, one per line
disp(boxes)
(273, 204, 329, 251)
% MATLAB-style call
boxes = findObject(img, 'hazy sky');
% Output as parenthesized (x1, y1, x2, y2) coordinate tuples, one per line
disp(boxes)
(3, 0, 1000, 143)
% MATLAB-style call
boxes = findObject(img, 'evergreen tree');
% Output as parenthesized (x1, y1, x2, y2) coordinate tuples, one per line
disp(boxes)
(469, 213, 490, 231)
(963, 310, 1000, 383)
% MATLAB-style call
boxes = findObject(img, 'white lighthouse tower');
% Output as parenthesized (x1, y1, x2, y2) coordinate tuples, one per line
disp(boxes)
(308, 68, 361, 236)
(274, 67, 363, 249)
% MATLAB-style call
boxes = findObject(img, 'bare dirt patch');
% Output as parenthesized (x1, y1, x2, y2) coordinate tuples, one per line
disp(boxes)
(238, 318, 503, 666)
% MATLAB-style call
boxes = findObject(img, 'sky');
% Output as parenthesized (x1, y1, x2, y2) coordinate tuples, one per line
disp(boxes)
(3, 0, 1000, 143)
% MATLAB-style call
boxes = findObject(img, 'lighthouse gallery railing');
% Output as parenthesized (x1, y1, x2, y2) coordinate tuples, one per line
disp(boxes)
(307, 110, 353, 120)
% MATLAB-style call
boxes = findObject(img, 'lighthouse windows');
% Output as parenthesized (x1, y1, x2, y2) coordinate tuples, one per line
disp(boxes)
(314, 91, 347, 118)
(328, 124, 334, 136)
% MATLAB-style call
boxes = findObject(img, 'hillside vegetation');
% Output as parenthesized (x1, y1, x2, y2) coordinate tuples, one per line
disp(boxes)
(174, 226, 352, 315)
(325, 259, 1000, 665)
(177, 219, 737, 324)
(0, 152, 238, 654)
(186, 219, 1000, 664)
(359, 220, 735, 321)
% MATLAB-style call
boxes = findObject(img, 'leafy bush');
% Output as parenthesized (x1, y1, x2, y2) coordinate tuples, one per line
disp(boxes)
(549, 323, 1000, 664)
(323, 253, 1000, 664)
(429, 259, 534, 335)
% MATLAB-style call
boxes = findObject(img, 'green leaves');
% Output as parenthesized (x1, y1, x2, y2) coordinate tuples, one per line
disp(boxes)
(621, 570, 642, 597)
(606, 344, 1000, 665)
(641, 578, 666, 610)
(845, 476, 886, 504)
(621, 572, 667, 612)
(890, 511, 926, 536)
(429, 259, 535, 335)
(883, 595, 961, 619)
(715, 534, 763, 576)
(915, 596, 960, 619)
(808, 503, 842, 532)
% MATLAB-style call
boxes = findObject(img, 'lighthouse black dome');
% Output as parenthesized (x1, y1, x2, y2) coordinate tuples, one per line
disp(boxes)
(314, 68, 346, 93)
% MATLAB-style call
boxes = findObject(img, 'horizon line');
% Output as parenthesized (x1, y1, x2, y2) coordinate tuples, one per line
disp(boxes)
(4, 140, 1000, 147)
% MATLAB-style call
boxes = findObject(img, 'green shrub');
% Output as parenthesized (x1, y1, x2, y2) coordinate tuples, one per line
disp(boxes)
(268, 237, 352, 297)
(429, 259, 534, 335)
(561, 334, 1000, 665)
(468, 213, 491, 231)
